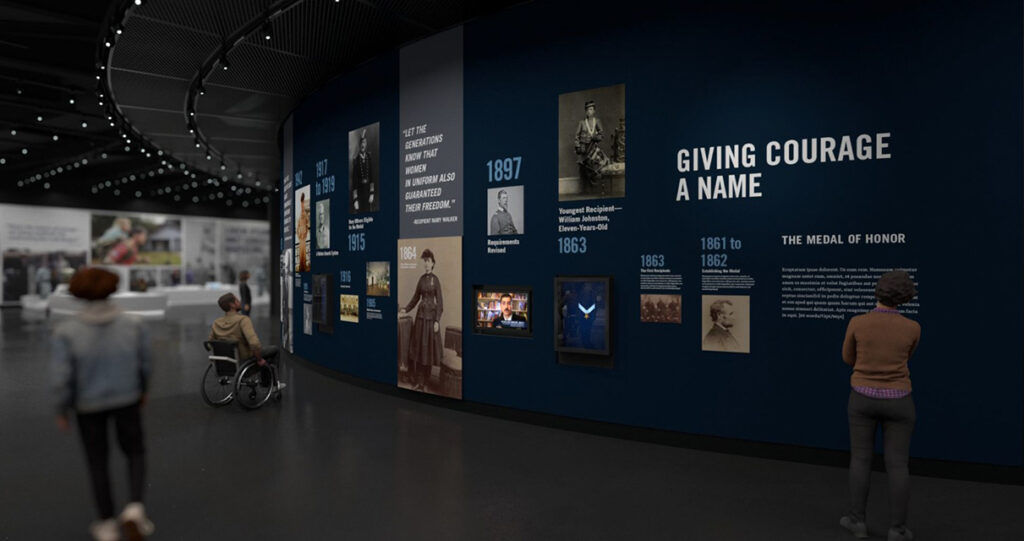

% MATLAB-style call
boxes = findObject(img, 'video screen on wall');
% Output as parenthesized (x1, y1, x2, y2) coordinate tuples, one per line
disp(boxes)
(554, 276, 611, 355)
(473, 286, 531, 337)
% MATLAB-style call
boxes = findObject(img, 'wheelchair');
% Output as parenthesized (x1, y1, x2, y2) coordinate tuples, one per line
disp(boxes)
(202, 340, 283, 410)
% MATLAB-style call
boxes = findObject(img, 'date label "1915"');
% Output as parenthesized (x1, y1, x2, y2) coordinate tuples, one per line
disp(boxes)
(348, 232, 365, 252)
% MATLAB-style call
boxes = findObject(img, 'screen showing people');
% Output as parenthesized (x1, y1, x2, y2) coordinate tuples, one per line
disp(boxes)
(554, 276, 611, 355)
(474, 287, 531, 337)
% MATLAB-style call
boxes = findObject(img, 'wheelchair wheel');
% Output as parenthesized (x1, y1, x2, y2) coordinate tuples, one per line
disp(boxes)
(201, 363, 234, 407)
(234, 362, 274, 410)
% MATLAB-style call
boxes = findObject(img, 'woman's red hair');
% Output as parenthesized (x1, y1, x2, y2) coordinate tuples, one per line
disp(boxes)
(68, 267, 119, 300)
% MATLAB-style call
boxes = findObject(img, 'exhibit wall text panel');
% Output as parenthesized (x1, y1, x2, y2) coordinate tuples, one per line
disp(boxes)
(289, 53, 400, 385)
(284, 0, 1024, 466)
(0, 203, 269, 304)
(281, 116, 294, 352)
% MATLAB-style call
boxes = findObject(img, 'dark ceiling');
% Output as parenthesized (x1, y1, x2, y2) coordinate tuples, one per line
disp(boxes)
(0, 0, 526, 212)
(0, 1, 131, 197)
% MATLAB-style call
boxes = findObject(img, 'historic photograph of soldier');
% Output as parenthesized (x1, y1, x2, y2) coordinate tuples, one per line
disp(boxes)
(294, 185, 311, 272)
(700, 295, 750, 353)
(557, 84, 626, 201)
(397, 236, 462, 399)
(486, 185, 524, 236)
(315, 199, 330, 250)
(348, 122, 381, 214)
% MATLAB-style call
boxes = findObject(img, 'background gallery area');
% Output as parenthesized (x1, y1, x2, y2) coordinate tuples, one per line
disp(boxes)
(0, 203, 269, 304)
(282, 0, 1024, 467)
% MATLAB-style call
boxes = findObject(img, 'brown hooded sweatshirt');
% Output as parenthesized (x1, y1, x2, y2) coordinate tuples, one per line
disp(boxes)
(208, 312, 261, 360)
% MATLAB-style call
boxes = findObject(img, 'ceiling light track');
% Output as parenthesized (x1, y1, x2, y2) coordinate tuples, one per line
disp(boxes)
(87, 0, 270, 208)
(186, 0, 306, 189)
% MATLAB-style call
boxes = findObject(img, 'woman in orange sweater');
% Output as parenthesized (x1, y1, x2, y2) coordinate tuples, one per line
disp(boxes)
(839, 271, 920, 541)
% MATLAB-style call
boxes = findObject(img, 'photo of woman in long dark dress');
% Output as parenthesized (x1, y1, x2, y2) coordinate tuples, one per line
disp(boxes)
(400, 249, 443, 391)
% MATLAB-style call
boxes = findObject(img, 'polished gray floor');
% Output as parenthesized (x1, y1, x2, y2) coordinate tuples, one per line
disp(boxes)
(1, 305, 1022, 540)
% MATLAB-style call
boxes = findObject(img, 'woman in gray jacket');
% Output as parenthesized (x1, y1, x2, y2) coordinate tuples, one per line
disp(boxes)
(51, 268, 154, 541)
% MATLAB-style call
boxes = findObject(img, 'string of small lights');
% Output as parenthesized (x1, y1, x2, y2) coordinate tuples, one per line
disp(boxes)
(75, 0, 302, 208)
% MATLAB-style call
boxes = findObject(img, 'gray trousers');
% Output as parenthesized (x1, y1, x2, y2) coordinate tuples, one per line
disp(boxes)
(847, 390, 915, 528)
(259, 345, 279, 364)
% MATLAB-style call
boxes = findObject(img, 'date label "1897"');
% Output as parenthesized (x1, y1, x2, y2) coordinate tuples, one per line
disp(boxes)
(486, 156, 522, 182)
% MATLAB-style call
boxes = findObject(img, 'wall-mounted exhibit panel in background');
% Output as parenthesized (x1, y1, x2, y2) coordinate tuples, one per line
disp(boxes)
(283, 0, 1024, 466)
(0, 202, 269, 306)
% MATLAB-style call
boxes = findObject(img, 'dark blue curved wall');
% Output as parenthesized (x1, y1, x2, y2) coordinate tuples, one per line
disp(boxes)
(285, 0, 1024, 466)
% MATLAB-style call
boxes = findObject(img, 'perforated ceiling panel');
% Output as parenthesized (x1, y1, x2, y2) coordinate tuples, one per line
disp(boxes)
(107, 0, 528, 190)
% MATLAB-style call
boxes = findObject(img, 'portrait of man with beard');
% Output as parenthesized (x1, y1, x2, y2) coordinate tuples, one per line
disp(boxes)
(701, 296, 750, 353)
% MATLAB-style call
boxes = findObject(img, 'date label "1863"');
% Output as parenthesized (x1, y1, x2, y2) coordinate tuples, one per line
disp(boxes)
(557, 236, 587, 254)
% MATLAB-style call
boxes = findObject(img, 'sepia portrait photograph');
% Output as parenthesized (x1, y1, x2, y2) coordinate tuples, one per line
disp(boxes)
(700, 295, 750, 353)
(640, 294, 681, 324)
(349, 122, 381, 214)
(294, 185, 311, 272)
(397, 236, 462, 399)
(315, 199, 330, 250)
(366, 261, 391, 297)
(486, 185, 524, 236)
(339, 294, 360, 323)
(557, 83, 626, 201)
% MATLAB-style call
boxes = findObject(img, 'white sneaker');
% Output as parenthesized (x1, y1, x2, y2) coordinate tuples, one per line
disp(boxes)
(275, 381, 287, 392)
(120, 502, 155, 540)
(89, 518, 120, 541)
